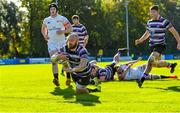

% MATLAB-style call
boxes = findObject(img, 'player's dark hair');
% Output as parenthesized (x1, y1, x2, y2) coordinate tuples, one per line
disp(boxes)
(150, 5, 159, 11)
(49, 3, 58, 11)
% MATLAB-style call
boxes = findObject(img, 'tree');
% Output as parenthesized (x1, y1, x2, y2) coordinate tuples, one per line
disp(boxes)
(20, 0, 51, 57)
(0, 0, 23, 58)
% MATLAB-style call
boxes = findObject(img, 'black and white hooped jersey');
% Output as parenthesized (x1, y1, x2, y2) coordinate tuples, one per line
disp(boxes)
(72, 24, 88, 46)
(59, 45, 91, 77)
(147, 16, 172, 46)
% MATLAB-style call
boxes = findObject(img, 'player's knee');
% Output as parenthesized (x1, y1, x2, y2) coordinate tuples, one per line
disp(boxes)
(52, 62, 57, 65)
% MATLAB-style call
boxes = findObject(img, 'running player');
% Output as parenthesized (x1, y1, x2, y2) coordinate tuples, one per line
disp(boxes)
(41, 3, 72, 86)
(135, 5, 180, 87)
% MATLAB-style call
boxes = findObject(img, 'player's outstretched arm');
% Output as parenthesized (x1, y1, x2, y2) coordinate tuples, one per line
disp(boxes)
(67, 58, 88, 73)
(126, 57, 142, 65)
(113, 53, 120, 64)
(119, 64, 133, 80)
(135, 30, 150, 45)
(41, 23, 49, 41)
(168, 27, 180, 50)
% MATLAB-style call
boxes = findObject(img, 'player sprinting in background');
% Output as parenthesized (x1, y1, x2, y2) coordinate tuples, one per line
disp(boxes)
(71, 15, 89, 47)
(41, 3, 72, 87)
(135, 5, 180, 87)
(51, 33, 100, 94)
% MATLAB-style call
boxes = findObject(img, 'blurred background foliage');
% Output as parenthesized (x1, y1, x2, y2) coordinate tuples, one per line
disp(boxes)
(0, 0, 180, 58)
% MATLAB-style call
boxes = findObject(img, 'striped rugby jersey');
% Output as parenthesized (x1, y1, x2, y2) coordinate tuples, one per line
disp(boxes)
(147, 16, 172, 46)
(59, 45, 91, 77)
(97, 66, 115, 80)
(72, 24, 88, 46)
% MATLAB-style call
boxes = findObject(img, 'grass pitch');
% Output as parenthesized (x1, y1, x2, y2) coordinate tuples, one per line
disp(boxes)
(0, 60, 180, 112)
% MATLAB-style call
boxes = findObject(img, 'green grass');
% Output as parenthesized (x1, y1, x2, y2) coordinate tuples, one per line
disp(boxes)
(0, 60, 180, 112)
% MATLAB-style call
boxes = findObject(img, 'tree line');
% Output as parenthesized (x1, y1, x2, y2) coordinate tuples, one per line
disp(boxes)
(0, 0, 180, 58)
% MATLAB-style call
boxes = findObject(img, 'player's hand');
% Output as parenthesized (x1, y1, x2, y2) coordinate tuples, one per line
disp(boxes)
(64, 67, 75, 73)
(56, 29, 65, 35)
(59, 53, 69, 61)
(64, 67, 72, 72)
(177, 43, 180, 50)
(44, 35, 49, 41)
(135, 39, 141, 46)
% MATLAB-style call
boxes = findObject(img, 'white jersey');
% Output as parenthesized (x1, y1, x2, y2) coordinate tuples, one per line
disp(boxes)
(43, 14, 70, 46)
(120, 64, 145, 80)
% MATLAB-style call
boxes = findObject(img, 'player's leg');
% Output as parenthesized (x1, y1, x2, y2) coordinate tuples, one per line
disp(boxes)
(88, 79, 101, 92)
(137, 63, 177, 80)
(118, 48, 128, 54)
(61, 68, 65, 76)
(113, 53, 120, 64)
(144, 51, 159, 74)
(73, 74, 99, 94)
(60, 61, 72, 86)
(66, 72, 71, 86)
(49, 50, 60, 86)
(137, 51, 158, 87)
(137, 44, 168, 87)
(159, 75, 178, 79)
(113, 48, 128, 64)
(51, 54, 72, 87)
(152, 54, 177, 73)
(70, 74, 88, 94)
(152, 60, 177, 73)
(147, 74, 177, 80)
(146, 74, 161, 80)
(151, 44, 177, 73)
(139, 56, 177, 73)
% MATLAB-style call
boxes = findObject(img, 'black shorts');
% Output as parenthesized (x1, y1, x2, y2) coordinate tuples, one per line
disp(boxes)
(71, 74, 90, 86)
(150, 44, 166, 54)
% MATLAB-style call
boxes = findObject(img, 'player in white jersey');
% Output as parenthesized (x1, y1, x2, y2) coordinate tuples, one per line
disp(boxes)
(41, 3, 72, 86)
(117, 59, 177, 81)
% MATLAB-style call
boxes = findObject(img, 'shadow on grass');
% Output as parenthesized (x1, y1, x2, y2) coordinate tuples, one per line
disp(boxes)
(50, 86, 75, 99)
(145, 86, 180, 92)
(50, 87, 101, 106)
(75, 93, 101, 106)
(165, 86, 180, 92)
